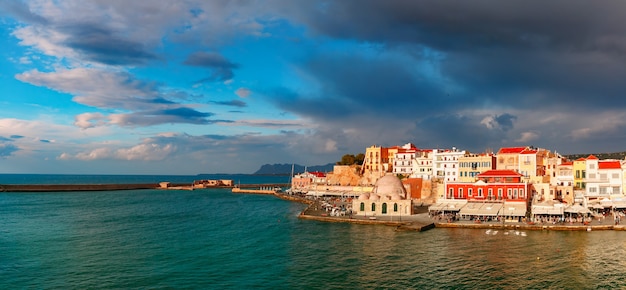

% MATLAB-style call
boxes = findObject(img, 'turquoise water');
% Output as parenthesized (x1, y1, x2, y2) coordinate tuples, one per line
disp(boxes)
(1, 175, 626, 289)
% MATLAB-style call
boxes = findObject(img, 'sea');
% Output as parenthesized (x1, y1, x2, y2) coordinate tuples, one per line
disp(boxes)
(1, 174, 625, 289)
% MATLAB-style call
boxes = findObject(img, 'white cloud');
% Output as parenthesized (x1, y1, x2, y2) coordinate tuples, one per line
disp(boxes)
(235, 87, 251, 98)
(515, 131, 539, 143)
(59, 142, 177, 161)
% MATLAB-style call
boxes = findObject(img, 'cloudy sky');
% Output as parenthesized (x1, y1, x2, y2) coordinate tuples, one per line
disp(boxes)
(1, 1, 625, 174)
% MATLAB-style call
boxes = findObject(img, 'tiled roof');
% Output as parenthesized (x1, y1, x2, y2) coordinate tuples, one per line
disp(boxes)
(599, 161, 621, 169)
(575, 157, 586, 161)
(586, 155, 598, 160)
(310, 171, 326, 177)
(497, 146, 528, 154)
(559, 161, 573, 166)
(478, 169, 524, 177)
(520, 149, 538, 154)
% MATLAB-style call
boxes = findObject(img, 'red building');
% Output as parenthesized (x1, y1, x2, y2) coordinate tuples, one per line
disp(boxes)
(445, 170, 530, 202)
(444, 170, 531, 220)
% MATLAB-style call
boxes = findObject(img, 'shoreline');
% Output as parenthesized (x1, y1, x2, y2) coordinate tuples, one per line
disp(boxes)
(273, 192, 626, 232)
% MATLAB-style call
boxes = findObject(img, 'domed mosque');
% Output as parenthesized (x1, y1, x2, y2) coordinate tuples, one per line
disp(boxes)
(352, 174, 413, 218)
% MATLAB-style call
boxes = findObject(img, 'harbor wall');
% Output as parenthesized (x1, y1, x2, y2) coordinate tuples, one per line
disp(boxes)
(0, 183, 159, 192)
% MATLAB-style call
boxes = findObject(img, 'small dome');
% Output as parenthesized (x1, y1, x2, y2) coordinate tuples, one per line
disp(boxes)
(390, 193, 402, 200)
(358, 193, 370, 201)
(369, 193, 380, 201)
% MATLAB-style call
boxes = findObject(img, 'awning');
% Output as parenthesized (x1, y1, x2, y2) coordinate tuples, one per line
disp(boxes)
(428, 200, 467, 212)
(564, 204, 591, 214)
(459, 202, 503, 216)
(502, 202, 527, 217)
(532, 205, 564, 215)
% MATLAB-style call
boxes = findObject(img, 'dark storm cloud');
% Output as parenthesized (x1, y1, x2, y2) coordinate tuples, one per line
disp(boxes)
(112, 107, 218, 127)
(0, 1, 48, 25)
(411, 114, 510, 152)
(209, 100, 247, 108)
(285, 0, 626, 110)
(184, 51, 239, 82)
(61, 24, 157, 65)
(272, 51, 457, 121)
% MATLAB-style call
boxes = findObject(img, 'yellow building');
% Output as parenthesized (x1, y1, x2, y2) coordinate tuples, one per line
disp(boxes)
(573, 157, 586, 190)
(458, 153, 496, 182)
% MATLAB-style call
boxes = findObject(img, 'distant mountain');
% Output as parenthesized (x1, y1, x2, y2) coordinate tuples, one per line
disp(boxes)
(253, 163, 335, 175)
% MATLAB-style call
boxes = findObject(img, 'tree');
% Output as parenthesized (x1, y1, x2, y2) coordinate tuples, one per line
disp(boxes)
(336, 153, 365, 165)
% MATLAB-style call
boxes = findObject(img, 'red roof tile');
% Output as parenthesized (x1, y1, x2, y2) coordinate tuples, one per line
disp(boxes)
(586, 155, 598, 160)
(520, 149, 538, 154)
(559, 161, 573, 166)
(477, 169, 524, 177)
(497, 146, 528, 154)
(599, 161, 621, 169)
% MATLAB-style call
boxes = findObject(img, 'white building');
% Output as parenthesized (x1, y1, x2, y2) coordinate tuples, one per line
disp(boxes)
(392, 144, 418, 175)
(410, 150, 433, 180)
(432, 147, 466, 182)
(584, 157, 623, 205)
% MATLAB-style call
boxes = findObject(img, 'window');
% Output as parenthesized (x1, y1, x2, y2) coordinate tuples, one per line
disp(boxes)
(498, 189, 503, 200)
(600, 174, 607, 180)
(394, 203, 398, 212)
(360, 202, 365, 211)
(513, 189, 518, 199)
(589, 187, 597, 193)
(589, 164, 595, 169)
(372, 203, 376, 211)
(478, 188, 483, 197)
(488, 188, 493, 199)
(613, 173, 620, 179)
(507, 189, 512, 199)
(458, 188, 463, 199)
(589, 173, 596, 179)
(382, 203, 387, 214)
(449, 188, 454, 198)
(520, 189, 525, 198)
(468, 188, 473, 197)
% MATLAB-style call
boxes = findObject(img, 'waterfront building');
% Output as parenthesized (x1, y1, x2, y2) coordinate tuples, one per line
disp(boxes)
(392, 143, 418, 175)
(495, 146, 529, 171)
(361, 145, 390, 184)
(442, 169, 531, 221)
(554, 161, 574, 204)
(410, 149, 433, 180)
(584, 157, 623, 205)
(432, 147, 467, 182)
(352, 174, 413, 218)
(457, 153, 496, 182)
(518, 148, 550, 183)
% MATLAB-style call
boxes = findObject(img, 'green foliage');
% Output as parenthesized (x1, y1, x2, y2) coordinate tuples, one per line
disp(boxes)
(337, 153, 365, 165)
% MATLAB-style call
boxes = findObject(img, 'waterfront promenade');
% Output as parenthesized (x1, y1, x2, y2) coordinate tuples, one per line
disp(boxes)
(275, 192, 626, 232)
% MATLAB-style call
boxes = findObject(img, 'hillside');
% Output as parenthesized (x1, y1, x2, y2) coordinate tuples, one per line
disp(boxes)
(253, 163, 335, 175)
(564, 151, 626, 161)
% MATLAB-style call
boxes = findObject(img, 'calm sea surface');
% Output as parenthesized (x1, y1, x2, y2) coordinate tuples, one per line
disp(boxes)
(1, 175, 626, 289)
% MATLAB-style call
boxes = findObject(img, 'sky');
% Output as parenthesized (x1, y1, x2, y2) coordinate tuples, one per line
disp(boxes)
(1, 1, 626, 175)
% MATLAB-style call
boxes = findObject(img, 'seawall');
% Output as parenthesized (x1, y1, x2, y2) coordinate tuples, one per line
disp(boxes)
(0, 183, 159, 192)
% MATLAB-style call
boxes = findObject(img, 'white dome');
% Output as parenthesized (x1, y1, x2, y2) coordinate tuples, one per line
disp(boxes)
(373, 174, 407, 200)
(358, 193, 370, 201)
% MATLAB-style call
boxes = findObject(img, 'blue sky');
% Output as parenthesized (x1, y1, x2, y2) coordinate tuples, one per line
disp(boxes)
(1, 1, 626, 174)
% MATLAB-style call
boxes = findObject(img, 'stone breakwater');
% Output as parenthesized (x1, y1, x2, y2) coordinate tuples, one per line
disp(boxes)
(0, 183, 161, 192)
